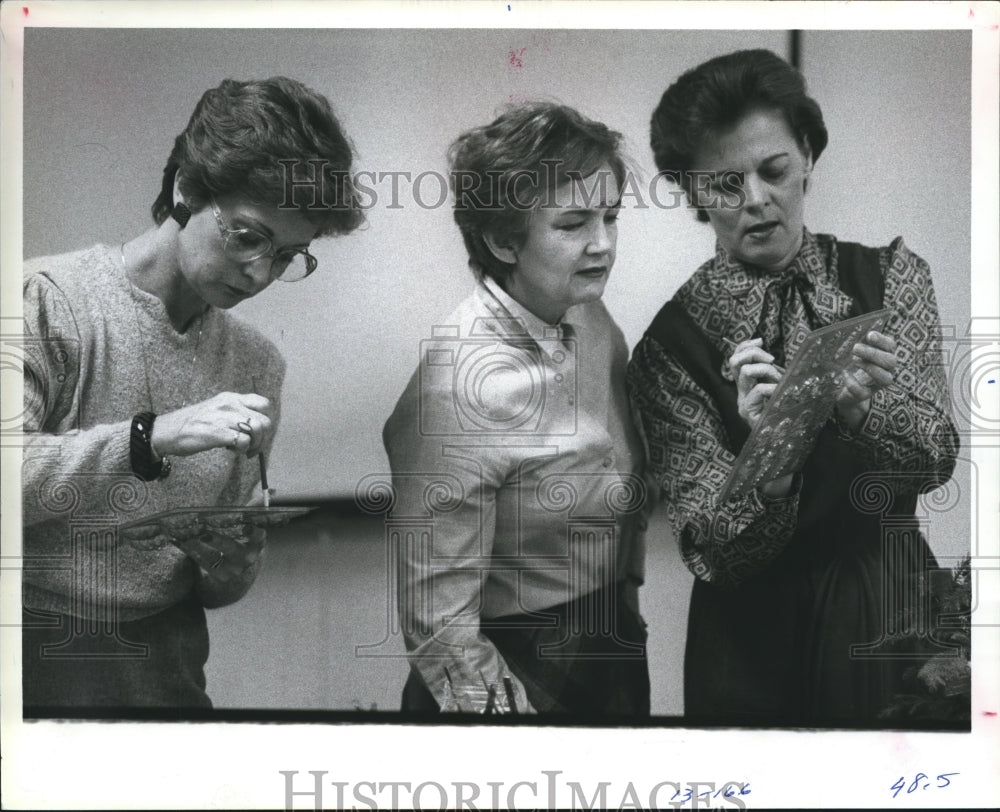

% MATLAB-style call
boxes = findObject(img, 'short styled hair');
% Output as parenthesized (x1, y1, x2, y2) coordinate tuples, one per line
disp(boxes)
(152, 76, 364, 236)
(449, 102, 625, 284)
(650, 49, 828, 222)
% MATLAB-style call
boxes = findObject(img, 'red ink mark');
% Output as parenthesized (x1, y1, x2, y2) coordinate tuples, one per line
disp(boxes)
(23, 6, 29, 15)
(968, 6, 974, 18)
(508, 47, 526, 69)
(984, 711, 997, 716)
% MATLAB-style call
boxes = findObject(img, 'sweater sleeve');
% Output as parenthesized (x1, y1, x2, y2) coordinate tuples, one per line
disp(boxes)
(21, 271, 135, 532)
(627, 334, 801, 590)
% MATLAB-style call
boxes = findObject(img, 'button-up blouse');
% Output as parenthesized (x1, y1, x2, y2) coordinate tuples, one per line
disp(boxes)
(383, 276, 647, 709)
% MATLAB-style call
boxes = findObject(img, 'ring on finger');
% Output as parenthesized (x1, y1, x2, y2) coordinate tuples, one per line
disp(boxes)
(236, 419, 254, 441)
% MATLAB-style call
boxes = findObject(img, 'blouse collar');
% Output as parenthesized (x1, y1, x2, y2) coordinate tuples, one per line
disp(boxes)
(479, 276, 574, 360)
(710, 228, 855, 345)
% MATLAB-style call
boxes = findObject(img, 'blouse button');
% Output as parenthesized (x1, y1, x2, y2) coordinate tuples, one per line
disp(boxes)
(554, 373, 564, 383)
(552, 350, 566, 364)
(602, 457, 613, 468)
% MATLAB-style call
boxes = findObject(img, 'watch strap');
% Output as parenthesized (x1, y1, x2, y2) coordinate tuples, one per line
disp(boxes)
(130, 412, 170, 481)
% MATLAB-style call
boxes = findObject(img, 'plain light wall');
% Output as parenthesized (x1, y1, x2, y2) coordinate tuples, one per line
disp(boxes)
(23, 30, 972, 712)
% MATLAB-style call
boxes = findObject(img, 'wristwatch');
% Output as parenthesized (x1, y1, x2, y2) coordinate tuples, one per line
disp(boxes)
(130, 412, 172, 481)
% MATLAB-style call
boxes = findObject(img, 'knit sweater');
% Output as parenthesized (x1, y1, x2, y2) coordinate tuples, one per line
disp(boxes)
(22, 244, 285, 621)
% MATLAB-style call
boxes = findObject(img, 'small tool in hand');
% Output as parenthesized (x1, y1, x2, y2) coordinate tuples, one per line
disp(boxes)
(251, 375, 270, 508)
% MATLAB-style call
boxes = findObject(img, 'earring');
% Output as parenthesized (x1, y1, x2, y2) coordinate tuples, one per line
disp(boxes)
(171, 202, 192, 228)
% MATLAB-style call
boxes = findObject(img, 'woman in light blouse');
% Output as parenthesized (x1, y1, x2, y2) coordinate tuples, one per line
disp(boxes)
(627, 49, 958, 725)
(383, 102, 649, 716)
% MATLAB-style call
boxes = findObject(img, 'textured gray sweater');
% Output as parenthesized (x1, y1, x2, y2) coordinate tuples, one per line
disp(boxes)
(22, 245, 285, 621)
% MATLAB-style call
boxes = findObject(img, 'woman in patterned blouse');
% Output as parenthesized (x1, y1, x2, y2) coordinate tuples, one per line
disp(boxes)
(627, 49, 959, 725)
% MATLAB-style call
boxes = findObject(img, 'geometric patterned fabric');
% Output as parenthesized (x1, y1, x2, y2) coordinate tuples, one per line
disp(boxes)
(627, 230, 959, 588)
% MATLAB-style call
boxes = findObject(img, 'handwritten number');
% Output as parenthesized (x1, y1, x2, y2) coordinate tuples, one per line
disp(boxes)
(740, 782, 751, 795)
(893, 774, 957, 799)
(680, 787, 693, 803)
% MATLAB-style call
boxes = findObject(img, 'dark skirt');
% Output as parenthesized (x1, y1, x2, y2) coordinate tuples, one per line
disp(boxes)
(402, 583, 650, 718)
(684, 516, 938, 727)
(22, 595, 211, 713)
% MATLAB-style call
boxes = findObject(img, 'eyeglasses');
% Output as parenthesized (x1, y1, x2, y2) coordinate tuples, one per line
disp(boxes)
(209, 199, 318, 282)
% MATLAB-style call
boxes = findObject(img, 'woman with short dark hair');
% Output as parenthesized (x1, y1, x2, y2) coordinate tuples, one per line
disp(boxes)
(628, 49, 958, 725)
(22, 76, 363, 710)
(650, 48, 828, 225)
(384, 102, 649, 716)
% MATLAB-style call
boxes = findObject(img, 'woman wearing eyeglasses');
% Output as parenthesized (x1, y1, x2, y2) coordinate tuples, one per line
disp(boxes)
(21, 77, 362, 710)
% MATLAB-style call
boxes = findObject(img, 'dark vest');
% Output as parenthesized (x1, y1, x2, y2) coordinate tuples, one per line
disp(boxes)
(644, 242, 901, 567)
